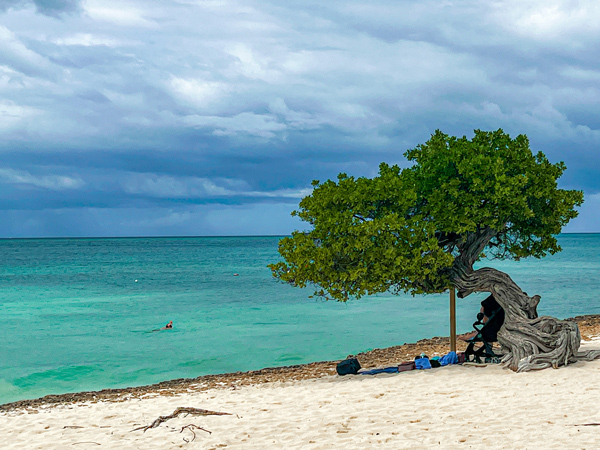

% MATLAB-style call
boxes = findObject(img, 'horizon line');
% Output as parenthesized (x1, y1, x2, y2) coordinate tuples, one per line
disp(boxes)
(1, 231, 598, 241)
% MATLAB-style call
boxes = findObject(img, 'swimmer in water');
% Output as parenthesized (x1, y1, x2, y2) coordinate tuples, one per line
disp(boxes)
(151, 320, 173, 332)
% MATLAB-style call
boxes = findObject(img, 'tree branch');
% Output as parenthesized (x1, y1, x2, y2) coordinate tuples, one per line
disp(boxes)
(132, 407, 230, 432)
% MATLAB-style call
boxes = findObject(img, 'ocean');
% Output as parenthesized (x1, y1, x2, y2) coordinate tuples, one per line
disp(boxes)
(1, 234, 599, 405)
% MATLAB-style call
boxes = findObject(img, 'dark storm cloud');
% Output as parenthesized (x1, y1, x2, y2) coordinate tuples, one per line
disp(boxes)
(0, 0, 79, 16)
(0, 0, 599, 236)
(34, 0, 79, 15)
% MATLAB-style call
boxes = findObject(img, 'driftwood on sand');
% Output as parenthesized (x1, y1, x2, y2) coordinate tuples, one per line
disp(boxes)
(132, 407, 230, 432)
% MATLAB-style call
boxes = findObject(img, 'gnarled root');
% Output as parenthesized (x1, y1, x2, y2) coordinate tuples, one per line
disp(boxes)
(499, 316, 600, 372)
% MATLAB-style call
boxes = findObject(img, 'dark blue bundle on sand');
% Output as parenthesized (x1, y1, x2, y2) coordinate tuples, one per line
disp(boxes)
(360, 366, 400, 375)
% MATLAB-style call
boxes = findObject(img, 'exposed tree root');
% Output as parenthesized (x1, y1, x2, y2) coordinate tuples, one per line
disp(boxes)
(132, 407, 230, 432)
(450, 228, 600, 372)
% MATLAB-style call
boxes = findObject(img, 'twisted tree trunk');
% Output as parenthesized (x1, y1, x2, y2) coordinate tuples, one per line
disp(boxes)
(449, 228, 600, 372)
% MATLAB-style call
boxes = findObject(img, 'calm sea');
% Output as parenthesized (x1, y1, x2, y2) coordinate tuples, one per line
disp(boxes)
(1, 234, 599, 404)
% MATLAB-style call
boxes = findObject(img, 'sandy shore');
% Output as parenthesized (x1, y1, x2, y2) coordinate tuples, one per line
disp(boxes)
(2, 315, 600, 449)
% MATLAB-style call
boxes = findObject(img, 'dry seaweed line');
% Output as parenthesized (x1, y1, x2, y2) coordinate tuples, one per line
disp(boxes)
(132, 407, 230, 432)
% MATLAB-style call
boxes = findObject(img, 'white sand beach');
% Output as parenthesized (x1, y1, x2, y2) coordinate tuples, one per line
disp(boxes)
(2, 337, 600, 450)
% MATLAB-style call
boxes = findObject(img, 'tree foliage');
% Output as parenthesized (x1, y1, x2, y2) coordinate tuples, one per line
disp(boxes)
(269, 129, 583, 301)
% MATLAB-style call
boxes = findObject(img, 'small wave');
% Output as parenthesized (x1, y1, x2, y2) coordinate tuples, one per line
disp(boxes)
(275, 354, 304, 363)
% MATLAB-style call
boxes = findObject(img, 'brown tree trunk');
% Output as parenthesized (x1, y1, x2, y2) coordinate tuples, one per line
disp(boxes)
(449, 228, 600, 372)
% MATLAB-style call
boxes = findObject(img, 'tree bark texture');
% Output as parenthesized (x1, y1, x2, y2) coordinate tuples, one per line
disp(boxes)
(450, 228, 600, 372)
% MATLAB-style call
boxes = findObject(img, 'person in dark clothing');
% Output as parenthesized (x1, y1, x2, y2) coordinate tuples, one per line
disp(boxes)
(461, 294, 505, 342)
(479, 295, 505, 342)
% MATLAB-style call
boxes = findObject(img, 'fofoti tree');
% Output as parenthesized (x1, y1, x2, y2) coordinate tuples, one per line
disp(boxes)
(270, 129, 600, 372)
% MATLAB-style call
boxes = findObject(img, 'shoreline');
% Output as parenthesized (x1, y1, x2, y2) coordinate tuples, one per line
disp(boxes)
(3, 314, 600, 413)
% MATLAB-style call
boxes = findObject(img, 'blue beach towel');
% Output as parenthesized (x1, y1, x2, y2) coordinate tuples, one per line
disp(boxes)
(415, 357, 432, 370)
(360, 366, 399, 375)
(439, 351, 459, 366)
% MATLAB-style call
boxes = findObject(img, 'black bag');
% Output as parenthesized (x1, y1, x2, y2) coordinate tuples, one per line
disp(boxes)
(430, 359, 441, 368)
(336, 358, 361, 375)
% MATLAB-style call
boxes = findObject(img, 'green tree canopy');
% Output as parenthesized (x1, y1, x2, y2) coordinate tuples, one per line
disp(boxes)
(269, 129, 583, 301)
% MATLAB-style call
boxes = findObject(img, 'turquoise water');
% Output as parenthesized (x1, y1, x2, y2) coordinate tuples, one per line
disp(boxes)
(1, 234, 599, 405)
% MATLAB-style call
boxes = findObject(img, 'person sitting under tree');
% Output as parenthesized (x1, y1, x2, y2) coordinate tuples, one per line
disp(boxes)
(461, 294, 505, 342)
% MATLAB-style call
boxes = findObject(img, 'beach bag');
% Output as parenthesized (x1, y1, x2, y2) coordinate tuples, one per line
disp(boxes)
(336, 358, 361, 375)
(398, 361, 416, 372)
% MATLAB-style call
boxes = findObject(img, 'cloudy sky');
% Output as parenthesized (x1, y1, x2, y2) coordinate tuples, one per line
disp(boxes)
(1, 0, 599, 237)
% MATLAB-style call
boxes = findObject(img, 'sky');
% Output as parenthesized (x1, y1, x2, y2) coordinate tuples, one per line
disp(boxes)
(1, 0, 599, 237)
